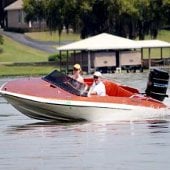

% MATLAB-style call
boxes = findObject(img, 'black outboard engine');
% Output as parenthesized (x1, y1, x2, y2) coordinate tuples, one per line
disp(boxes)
(145, 68, 169, 101)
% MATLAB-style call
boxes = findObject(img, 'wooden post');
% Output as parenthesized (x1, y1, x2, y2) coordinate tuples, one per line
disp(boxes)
(88, 51, 91, 74)
(74, 50, 76, 64)
(81, 51, 83, 70)
(59, 51, 62, 71)
(141, 48, 143, 60)
(66, 50, 69, 74)
(148, 48, 151, 69)
(160, 48, 163, 60)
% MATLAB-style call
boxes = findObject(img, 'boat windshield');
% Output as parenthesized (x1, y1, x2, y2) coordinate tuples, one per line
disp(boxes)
(43, 70, 87, 96)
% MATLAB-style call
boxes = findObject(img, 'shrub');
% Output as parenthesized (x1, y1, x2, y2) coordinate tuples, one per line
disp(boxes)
(3, 27, 29, 33)
(0, 34, 4, 45)
(48, 54, 60, 61)
(48, 53, 68, 62)
(0, 34, 3, 53)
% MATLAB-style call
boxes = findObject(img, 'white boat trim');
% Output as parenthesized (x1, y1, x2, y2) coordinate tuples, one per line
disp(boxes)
(0, 90, 136, 110)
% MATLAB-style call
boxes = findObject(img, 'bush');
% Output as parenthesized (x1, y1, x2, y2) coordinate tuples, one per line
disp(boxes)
(0, 48, 3, 53)
(0, 34, 3, 53)
(48, 53, 68, 62)
(48, 54, 60, 61)
(4, 27, 29, 33)
(0, 34, 4, 45)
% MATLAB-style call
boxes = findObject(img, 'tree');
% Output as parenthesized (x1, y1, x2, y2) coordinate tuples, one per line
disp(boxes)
(62, 0, 77, 33)
(162, 0, 170, 27)
(44, 0, 65, 45)
(134, 0, 150, 39)
(110, 0, 138, 39)
(74, 0, 139, 39)
(74, 0, 94, 38)
(23, 0, 169, 40)
(149, 0, 164, 39)
(23, 0, 45, 29)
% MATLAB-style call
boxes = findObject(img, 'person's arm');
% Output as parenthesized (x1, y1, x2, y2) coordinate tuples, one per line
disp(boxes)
(89, 91, 97, 95)
(87, 83, 98, 96)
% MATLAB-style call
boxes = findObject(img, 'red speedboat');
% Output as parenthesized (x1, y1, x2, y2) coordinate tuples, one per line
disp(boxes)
(0, 69, 169, 122)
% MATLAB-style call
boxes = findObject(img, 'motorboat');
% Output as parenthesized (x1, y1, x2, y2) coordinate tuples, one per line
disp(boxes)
(0, 69, 169, 122)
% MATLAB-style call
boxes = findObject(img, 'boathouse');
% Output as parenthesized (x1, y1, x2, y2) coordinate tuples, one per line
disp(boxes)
(57, 33, 170, 74)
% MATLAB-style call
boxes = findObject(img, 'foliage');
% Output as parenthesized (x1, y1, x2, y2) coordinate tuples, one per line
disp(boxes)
(48, 53, 60, 61)
(0, 34, 4, 45)
(23, 0, 45, 22)
(23, 0, 170, 40)
(48, 53, 68, 62)
(0, 34, 4, 53)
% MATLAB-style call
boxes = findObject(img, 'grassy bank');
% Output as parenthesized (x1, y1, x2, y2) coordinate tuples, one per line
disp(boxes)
(0, 65, 57, 77)
(25, 30, 170, 59)
(26, 30, 170, 43)
(0, 35, 55, 76)
(0, 30, 169, 77)
(143, 30, 170, 59)
(25, 31, 80, 43)
(0, 35, 49, 63)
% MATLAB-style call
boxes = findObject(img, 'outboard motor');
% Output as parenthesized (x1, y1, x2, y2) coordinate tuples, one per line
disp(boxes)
(145, 68, 169, 101)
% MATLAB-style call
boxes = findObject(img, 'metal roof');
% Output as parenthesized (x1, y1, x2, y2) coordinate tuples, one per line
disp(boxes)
(57, 33, 170, 51)
(57, 33, 141, 51)
(136, 40, 170, 48)
(4, 0, 23, 11)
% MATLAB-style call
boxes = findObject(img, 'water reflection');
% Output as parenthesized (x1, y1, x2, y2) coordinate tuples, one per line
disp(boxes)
(6, 121, 86, 136)
(147, 120, 170, 134)
(1, 118, 170, 170)
(1, 74, 170, 170)
(5, 120, 135, 139)
(6, 119, 170, 136)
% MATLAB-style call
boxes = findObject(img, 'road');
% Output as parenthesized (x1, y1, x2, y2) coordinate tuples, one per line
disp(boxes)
(1, 30, 70, 54)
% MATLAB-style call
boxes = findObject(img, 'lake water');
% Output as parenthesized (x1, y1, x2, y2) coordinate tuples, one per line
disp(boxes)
(0, 72, 170, 170)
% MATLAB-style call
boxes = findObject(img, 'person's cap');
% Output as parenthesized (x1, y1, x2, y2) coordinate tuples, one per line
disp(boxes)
(93, 71, 102, 77)
(73, 64, 81, 70)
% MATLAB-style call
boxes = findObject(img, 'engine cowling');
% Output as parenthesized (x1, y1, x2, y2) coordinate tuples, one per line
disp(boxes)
(145, 68, 169, 101)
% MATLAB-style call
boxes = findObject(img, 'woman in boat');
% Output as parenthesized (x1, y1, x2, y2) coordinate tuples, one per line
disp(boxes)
(88, 71, 106, 96)
(72, 64, 84, 84)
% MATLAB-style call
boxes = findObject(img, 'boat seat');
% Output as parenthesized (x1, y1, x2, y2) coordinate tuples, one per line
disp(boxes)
(84, 78, 93, 86)
(84, 78, 134, 97)
(104, 81, 134, 97)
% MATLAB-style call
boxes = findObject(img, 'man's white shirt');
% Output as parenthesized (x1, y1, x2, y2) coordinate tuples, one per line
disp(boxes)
(89, 81, 106, 96)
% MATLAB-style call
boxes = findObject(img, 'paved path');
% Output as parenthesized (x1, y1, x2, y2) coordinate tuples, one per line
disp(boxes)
(1, 30, 70, 54)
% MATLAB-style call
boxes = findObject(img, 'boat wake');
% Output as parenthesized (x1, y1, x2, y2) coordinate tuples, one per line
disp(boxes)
(106, 97, 170, 122)
(91, 103, 170, 123)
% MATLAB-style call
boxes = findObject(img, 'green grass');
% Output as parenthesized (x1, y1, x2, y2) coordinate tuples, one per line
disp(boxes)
(146, 30, 170, 42)
(0, 35, 56, 76)
(25, 30, 170, 59)
(143, 48, 170, 59)
(25, 31, 80, 42)
(141, 30, 170, 59)
(0, 65, 57, 77)
(0, 30, 169, 77)
(0, 35, 50, 63)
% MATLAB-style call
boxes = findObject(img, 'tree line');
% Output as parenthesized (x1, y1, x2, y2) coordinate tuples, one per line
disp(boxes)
(23, 0, 170, 40)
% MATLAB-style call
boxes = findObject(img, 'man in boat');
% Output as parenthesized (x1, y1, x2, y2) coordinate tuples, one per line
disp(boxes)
(88, 71, 106, 96)
(72, 64, 84, 84)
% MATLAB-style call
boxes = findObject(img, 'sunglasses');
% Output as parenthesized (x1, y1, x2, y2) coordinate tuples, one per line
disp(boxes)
(73, 67, 79, 71)
(93, 76, 99, 79)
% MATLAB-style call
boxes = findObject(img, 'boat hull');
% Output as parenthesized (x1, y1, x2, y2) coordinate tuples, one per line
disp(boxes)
(0, 72, 169, 122)
(2, 92, 169, 122)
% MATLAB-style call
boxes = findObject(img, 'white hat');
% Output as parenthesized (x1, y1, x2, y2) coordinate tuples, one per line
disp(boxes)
(93, 71, 102, 77)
